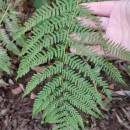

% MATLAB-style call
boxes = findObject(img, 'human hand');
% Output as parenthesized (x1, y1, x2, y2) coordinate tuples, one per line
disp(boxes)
(70, 0, 130, 58)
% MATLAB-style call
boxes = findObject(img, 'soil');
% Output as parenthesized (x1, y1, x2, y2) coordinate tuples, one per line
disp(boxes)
(0, 0, 130, 130)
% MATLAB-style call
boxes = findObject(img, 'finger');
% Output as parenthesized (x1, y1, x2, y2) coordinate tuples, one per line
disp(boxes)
(77, 16, 109, 30)
(80, 1, 118, 17)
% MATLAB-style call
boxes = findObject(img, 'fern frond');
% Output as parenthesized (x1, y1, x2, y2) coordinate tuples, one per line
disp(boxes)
(32, 76, 62, 116)
(72, 44, 126, 85)
(0, 0, 7, 12)
(0, 46, 11, 74)
(20, 13, 71, 56)
(19, 1, 72, 35)
(0, 0, 24, 53)
(0, 28, 20, 55)
(18, 0, 129, 129)
(23, 61, 62, 97)
(0, 0, 25, 73)
(4, 10, 25, 46)
(64, 53, 111, 99)
(103, 39, 130, 61)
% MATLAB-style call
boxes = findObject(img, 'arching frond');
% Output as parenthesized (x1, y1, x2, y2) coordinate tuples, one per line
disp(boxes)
(17, 0, 129, 129)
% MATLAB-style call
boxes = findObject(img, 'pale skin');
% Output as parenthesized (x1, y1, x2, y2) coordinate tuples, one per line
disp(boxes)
(70, 0, 130, 59)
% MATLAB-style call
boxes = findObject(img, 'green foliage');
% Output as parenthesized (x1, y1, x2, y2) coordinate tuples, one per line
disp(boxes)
(33, 0, 50, 9)
(0, 0, 24, 73)
(17, 0, 130, 129)
(0, 46, 11, 74)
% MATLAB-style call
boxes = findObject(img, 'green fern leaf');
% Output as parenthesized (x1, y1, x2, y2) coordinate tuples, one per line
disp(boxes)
(17, 0, 129, 129)
(0, 0, 25, 73)
(0, 46, 11, 74)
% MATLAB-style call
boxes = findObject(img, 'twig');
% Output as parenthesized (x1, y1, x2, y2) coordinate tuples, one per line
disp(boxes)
(0, 4, 11, 25)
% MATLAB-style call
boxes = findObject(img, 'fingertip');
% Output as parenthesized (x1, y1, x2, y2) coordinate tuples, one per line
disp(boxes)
(80, 1, 117, 17)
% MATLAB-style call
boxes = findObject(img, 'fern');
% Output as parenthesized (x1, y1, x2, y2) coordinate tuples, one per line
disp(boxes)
(0, 0, 24, 73)
(17, 0, 130, 129)
(0, 46, 11, 74)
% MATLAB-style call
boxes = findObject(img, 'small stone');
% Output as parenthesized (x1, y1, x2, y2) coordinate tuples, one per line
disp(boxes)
(115, 90, 126, 96)
(30, 92, 37, 100)
(100, 94, 106, 99)
(32, 66, 45, 73)
(4, 118, 9, 127)
(12, 87, 23, 95)
(104, 98, 110, 104)
(124, 91, 130, 97)
(0, 108, 9, 115)
(19, 83, 24, 91)
(12, 119, 17, 128)
(126, 107, 130, 111)
(109, 84, 114, 90)
(0, 96, 3, 102)
(8, 79, 14, 85)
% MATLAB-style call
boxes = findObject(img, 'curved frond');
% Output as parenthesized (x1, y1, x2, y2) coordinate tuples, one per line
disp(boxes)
(18, 0, 129, 129)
